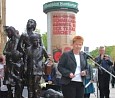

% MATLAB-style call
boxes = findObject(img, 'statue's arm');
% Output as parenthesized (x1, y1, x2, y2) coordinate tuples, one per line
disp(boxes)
(3, 42, 11, 56)
(39, 34, 43, 46)
(14, 38, 19, 50)
(24, 48, 29, 72)
(17, 34, 25, 53)
(11, 63, 22, 81)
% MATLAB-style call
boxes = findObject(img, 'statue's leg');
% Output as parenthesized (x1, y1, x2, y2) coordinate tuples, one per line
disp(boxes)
(7, 84, 13, 98)
(3, 66, 9, 85)
(34, 75, 42, 98)
(27, 76, 34, 98)
(14, 83, 23, 98)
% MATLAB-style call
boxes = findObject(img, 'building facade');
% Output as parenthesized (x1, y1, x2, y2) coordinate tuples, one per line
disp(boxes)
(0, 0, 7, 55)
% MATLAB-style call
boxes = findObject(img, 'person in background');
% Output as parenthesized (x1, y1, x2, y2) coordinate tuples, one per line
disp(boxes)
(0, 55, 8, 98)
(51, 62, 62, 86)
(49, 62, 62, 92)
(111, 61, 115, 88)
(43, 59, 62, 91)
(58, 35, 88, 98)
(44, 58, 54, 83)
(95, 46, 113, 98)
(84, 64, 95, 98)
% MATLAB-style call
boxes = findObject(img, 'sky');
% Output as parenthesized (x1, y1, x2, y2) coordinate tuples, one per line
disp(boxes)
(6, 0, 115, 51)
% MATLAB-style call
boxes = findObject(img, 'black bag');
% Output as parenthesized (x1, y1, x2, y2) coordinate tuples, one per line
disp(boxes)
(43, 89, 63, 98)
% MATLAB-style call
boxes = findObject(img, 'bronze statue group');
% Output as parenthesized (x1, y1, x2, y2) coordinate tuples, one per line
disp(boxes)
(3, 19, 49, 98)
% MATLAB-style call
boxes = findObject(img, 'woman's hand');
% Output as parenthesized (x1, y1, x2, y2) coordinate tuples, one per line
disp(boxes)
(69, 73, 75, 78)
(80, 71, 86, 76)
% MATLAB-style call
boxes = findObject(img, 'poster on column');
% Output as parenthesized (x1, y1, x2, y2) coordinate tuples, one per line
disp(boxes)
(51, 11, 76, 62)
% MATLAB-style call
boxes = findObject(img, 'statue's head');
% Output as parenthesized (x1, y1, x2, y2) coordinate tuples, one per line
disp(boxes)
(4, 26, 16, 38)
(26, 19, 36, 31)
(30, 33, 40, 47)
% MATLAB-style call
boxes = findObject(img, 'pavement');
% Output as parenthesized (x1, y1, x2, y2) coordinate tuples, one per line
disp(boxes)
(22, 83, 115, 98)
(90, 83, 115, 98)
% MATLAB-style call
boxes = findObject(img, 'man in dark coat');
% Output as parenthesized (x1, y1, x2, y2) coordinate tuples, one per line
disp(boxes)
(95, 46, 113, 98)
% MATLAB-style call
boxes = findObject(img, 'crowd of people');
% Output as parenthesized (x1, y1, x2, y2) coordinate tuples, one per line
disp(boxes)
(0, 19, 115, 98)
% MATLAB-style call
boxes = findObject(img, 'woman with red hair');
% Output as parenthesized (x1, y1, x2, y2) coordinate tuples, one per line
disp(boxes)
(58, 35, 88, 98)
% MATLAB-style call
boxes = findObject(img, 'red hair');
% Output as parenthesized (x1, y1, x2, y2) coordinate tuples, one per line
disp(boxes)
(72, 35, 84, 44)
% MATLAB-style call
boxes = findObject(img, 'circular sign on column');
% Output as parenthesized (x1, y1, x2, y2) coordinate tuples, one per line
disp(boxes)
(43, 1, 79, 14)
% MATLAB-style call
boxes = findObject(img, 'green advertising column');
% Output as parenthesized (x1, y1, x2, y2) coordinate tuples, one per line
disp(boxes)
(43, 1, 79, 62)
